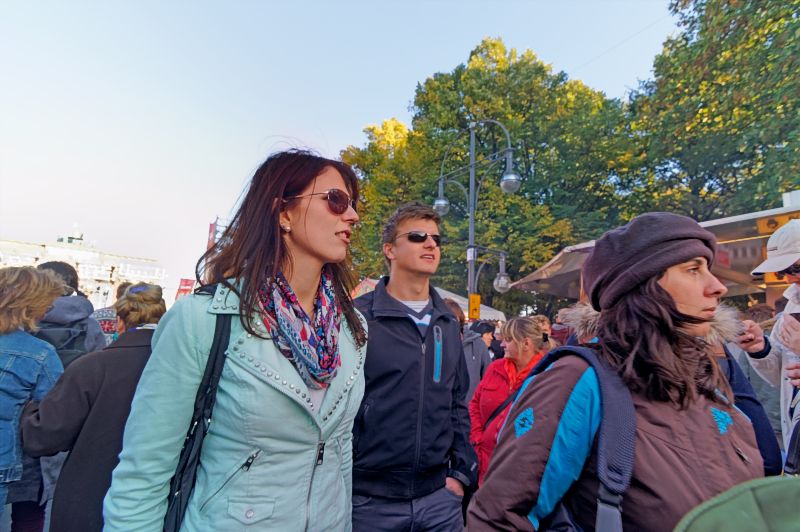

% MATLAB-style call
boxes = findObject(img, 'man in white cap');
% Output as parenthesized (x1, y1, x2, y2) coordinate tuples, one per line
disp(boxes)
(747, 219, 800, 449)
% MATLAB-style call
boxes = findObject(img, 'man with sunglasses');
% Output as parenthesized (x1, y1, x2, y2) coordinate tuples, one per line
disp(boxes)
(352, 202, 477, 531)
(747, 219, 800, 449)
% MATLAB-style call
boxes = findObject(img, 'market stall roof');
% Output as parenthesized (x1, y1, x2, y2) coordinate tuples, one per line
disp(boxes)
(512, 203, 800, 299)
(351, 278, 507, 321)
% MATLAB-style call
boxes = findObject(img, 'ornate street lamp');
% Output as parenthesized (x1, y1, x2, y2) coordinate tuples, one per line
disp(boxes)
(433, 120, 522, 296)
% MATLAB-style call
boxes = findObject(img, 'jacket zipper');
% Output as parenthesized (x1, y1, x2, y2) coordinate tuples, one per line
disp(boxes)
(412, 340, 426, 493)
(199, 449, 261, 512)
(733, 445, 751, 464)
(433, 326, 443, 383)
(303, 439, 325, 531)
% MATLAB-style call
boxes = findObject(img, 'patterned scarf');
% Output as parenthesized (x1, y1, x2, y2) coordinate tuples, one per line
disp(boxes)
(257, 268, 342, 389)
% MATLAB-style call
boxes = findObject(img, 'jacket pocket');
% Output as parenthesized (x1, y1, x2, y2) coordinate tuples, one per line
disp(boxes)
(227, 497, 275, 525)
(199, 448, 262, 513)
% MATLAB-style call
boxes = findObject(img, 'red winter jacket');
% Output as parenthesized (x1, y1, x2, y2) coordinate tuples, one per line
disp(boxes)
(469, 358, 538, 484)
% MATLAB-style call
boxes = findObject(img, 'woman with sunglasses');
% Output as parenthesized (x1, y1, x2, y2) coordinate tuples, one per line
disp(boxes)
(104, 150, 367, 531)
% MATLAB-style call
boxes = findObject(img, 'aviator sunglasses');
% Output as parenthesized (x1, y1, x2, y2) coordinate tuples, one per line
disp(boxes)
(775, 262, 800, 280)
(395, 230, 441, 247)
(285, 188, 356, 215)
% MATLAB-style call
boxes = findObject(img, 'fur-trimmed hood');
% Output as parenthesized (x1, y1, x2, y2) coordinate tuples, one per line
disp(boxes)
(558, 302, 744, 344)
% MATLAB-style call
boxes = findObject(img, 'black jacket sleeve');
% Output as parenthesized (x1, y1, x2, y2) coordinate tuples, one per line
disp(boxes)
(21, 354, 101, 456)
(448, 338, 478, 488)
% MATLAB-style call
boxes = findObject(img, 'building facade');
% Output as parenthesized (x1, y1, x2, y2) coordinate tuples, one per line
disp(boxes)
(0, 233, 166, 309)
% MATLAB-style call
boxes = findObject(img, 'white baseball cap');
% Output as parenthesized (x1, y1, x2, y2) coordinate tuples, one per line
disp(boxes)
(752, 219, 800, 274)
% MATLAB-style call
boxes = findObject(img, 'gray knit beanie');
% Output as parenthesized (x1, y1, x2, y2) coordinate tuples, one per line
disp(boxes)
(582, 212, 717, 311)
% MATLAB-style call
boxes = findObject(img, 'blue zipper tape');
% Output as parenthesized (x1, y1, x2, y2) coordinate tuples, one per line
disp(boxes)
(433, 325, 442, 383)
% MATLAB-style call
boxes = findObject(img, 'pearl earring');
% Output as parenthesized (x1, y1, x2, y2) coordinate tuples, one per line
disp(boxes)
(281, 224, 291, 233)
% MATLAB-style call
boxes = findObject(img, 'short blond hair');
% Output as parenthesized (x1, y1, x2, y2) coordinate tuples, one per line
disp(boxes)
(500, 316, 555, 353)
(114, 283, 166, 328)
(0, 267, 65, 333)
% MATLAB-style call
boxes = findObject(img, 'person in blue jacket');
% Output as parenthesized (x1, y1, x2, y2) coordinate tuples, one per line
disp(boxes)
(0, 267, 64, 524)
(353, 202, 477, 531)
(103, 150, 368, 531)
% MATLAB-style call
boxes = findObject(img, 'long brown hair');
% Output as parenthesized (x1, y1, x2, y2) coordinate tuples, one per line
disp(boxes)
(595, 277, 731, 408)
(196, 149, 367, 347)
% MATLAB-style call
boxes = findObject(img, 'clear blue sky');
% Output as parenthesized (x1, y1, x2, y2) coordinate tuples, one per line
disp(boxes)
(0, 1, 677, 292)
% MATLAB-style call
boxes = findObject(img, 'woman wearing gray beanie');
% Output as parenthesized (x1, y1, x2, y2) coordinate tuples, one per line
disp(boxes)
(467, 212, 764, 532)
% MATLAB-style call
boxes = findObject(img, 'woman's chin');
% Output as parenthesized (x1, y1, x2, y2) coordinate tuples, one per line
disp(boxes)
(683, 322, 712, 338)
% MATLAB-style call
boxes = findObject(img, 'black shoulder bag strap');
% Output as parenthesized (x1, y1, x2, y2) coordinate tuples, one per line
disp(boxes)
(532, 345, 636, 532)
(784, 420, 800, 476)
(483, 392, 518, 431)
(164, 285, 232, 532)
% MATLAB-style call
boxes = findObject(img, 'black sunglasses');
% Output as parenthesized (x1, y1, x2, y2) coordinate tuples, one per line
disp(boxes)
(776, 262, 800, 279)
(395, 231, 441, 247)
(285, 188, 356, 215)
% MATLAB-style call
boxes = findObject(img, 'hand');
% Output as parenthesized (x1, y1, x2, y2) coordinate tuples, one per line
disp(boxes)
(445, 477, 465, 497)
(778, 314, 800, 354)
(737, 320, 766, 353)
(787, 361, 800, 388)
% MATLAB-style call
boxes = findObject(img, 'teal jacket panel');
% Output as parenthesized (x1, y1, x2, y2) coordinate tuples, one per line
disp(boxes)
(103, 284, 366, 531)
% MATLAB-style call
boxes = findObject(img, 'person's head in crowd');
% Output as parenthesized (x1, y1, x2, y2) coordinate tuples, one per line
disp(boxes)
(443, 298, 465, 332)
(500, 316, 555, 370)
(37, 260, 79, 296)
(582, 211, 732, 406)
(381, 201, 442, 276)
(752, 219, 800, 285)
(0, 267, 64, 334)
(774, 296, 788, 315)
(115, 281, 133, 301)
(746, 303, 774, 324)
(470, 320, 495, 348)
(492, 322, 503, 340)
(196, 149, 365, 344)
(113, 283, 167, 334)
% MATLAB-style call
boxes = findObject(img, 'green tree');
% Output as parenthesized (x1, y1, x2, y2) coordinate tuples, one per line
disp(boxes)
(626, 0, 800, 220)
(344, 38, 640, 317)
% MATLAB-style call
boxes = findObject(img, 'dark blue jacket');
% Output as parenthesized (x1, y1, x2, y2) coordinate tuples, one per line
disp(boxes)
(720, 345, 782, 476)
(353, 277, 477, 499)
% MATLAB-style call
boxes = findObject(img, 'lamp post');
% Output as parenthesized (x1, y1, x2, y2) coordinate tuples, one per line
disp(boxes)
(475, 248, 512, 294)
(433, 120, 521, 300)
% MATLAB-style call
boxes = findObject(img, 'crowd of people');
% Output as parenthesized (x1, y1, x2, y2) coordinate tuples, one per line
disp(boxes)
(1, 149, 799, 531)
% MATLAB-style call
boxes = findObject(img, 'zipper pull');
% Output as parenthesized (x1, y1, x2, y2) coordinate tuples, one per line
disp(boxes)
(734, 445, 751, 464)
(421, 342, 426, 355)
(242, 450, 261, 471)
(316, 442, 325, 465)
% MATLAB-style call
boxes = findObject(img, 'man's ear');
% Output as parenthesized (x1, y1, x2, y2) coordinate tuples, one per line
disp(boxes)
(383, 242, 395, 263)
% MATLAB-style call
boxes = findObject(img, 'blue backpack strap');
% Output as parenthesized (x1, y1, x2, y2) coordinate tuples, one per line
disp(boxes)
(532, 345, 636, 532)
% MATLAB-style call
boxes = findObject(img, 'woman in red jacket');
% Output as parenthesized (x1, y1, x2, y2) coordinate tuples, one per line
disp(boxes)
(469, 316, 554, 484)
